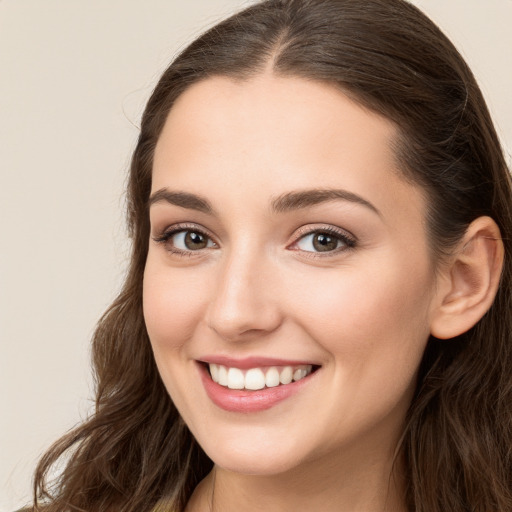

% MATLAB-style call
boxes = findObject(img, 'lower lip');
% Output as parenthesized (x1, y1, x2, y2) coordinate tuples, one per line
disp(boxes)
(199, 364, 316, 413)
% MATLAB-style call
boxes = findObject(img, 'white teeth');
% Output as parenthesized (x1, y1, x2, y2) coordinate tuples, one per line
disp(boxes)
(210, 363, 219, 383)
(227, 367, 245, 389)
(208, 363, 314, 390)
(279, 366, 293, 385)
(293, 368, 305, 381)
(218, 365, 228, 386)
(265, 367, 280, 387)
(245, 368, 266, 390)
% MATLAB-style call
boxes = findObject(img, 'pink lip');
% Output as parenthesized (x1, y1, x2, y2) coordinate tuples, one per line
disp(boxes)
(198, 355, 316, 369)
(197, 362, 318, 413)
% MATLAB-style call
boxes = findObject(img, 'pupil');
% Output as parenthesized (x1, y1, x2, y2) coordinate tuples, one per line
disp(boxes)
(313, 233, 337, 252)
(185, 231, 207, 250)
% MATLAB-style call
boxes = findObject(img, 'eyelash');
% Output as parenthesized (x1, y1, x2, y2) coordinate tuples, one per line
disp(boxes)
(289, 225, 357, 258)
(152, 223, 357, 258)
(152, 223, 216, 257)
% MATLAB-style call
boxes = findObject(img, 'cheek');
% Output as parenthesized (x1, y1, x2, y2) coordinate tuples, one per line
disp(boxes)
(290, 254, 433, 378)
(142, 260, 209, 350)
(142, 260, 211, 416)
(289, 260, 433, 440)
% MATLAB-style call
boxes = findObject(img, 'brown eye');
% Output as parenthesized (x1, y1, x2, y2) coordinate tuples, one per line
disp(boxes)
(295, 230, 354, 254)
(312, 233, 339, 252)
(184, 231, 208, 250)
(162, 229, 215, 252)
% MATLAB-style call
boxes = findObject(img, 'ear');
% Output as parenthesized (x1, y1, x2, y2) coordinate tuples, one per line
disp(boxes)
(430, 216, 504, 340)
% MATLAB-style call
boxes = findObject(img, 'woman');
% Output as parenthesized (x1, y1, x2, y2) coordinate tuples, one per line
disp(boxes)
(30, 0, 512, 511)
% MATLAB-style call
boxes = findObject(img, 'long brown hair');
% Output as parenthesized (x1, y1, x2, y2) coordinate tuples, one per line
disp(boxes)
(32, 1, 512, 511)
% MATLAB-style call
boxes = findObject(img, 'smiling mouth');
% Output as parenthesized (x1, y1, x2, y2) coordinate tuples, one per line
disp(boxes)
(206, 363, 317, 391)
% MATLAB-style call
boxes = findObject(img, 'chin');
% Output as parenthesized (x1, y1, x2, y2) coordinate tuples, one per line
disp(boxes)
(195, 429, 311, 476)
(207, 450, 304, 476)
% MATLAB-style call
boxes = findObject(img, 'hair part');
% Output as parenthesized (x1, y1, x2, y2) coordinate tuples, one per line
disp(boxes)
(32, 1, 512, 511)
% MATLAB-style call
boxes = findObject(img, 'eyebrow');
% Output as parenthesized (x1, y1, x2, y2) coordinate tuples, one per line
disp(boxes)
(148, 187, 380, 217)
(148, 188, 214, 214)
(270, 189, 381, 216)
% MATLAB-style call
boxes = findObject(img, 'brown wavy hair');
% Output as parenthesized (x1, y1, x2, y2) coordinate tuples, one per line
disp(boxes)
(31, 1, 512, 511)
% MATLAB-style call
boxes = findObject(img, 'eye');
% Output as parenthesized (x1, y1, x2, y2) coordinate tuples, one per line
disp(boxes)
(152, 225, 216, 254)
(292, 227, 356, 254)
(171, 230, 215, 251)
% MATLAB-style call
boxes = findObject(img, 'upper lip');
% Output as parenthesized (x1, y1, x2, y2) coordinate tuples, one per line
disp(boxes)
(197, 355, 319, 369)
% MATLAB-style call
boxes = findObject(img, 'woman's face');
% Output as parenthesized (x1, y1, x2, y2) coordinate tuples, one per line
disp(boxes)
(143, 74, 440, 475)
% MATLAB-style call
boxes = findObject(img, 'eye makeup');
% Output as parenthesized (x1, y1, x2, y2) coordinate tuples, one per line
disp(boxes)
(152, 221, 357, 260)
(152, 222, 217, 257)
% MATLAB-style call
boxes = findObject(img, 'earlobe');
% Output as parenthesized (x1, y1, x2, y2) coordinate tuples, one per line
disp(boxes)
(430, 216, 504, 340)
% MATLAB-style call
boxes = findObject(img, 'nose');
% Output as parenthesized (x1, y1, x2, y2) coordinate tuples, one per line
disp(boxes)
(205, 247, 283, 342)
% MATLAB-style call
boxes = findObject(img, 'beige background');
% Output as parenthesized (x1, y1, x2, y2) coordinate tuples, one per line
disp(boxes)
(1, 1, 510, 510)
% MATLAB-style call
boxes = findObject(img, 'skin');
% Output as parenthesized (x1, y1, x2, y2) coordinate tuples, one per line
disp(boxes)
(143, 74, 444, 512)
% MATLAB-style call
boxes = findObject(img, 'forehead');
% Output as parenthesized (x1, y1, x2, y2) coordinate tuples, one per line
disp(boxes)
(155, 74, 398, 173)
(152, 74, 425, 230)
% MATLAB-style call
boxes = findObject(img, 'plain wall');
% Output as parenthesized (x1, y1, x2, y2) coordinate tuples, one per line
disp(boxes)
(1, 1, 510, 510)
